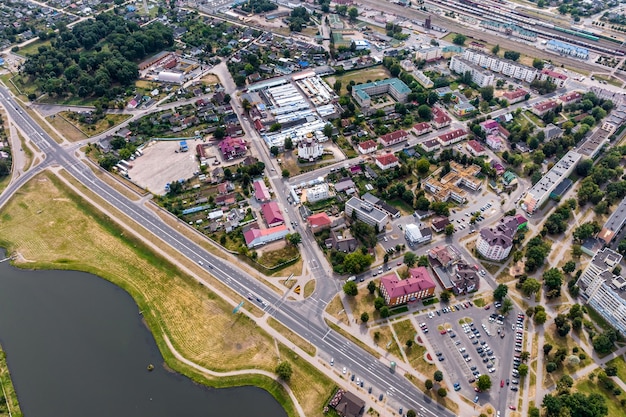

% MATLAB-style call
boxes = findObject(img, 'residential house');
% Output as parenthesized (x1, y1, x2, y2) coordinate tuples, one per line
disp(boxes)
(217, 181, 234, 195)
(379, 130, 408, 147)
(531, 100, 559, 117)
(476, 215, 526, 261)
(421, 139, 441, 153)
(344, 196, 389, 230)
(431, 106, 451, 129)
(486, 134, 502, 151)
(502, 88, 528, 104)
(325, 229, 358, 253)
(544, 124, 564, 141)
(331, 391, 365, 417)
(437, 129, 468, 147)
(405, 224, 433, 245)
(413, 122, 432, 136)
(431, 216, 450, 233)
(253, 179, 271, 202)
(219, 137, 247, 160)
(306, 183, 330, 203)
(357, 140, 378, 154)
(539, 69, 568, 88)
(466, 140, 486, 157)
(243, 224, 289, 248)
(261, 202, 284, 227)
(480, 119, 500, 135)
(379, 267, 436, 307)
(307, 212, 332, 231)
(558, 91, 583, 106)
(375, 154, 400, 171)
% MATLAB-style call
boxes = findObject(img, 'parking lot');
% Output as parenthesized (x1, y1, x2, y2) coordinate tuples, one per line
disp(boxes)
(417, 301, 526, 414)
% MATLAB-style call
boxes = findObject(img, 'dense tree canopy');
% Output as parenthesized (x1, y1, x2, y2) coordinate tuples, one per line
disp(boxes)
(22, 13, 173, 100)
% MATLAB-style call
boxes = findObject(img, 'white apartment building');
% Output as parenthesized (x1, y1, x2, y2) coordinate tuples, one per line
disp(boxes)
(345, 196, 389, 230)
(306, 183, 330, 203)
(578, 248, 626, 335)
(462, 49, 538, 83)
(449, 56, 495, 87)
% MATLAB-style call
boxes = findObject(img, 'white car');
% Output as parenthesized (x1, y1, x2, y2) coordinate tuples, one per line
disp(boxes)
(330, 358, 334, 366)
(342, 367, 347, 374)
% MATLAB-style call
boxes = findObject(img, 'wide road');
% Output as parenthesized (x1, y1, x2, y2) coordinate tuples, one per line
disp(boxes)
(0, 89, 454, 417)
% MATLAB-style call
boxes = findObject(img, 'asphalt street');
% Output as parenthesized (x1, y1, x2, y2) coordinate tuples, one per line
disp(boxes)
(0, 88, 454, 417)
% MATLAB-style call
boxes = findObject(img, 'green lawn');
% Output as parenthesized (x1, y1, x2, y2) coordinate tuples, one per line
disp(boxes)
(576, 379, 626, 417)
(606, 356, 626, 384)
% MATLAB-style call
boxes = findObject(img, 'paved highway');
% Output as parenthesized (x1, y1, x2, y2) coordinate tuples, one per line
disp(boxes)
(0, 89, 454, 417)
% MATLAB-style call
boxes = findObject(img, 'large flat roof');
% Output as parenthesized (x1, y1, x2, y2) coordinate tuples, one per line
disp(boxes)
(527, 150, 581, 201)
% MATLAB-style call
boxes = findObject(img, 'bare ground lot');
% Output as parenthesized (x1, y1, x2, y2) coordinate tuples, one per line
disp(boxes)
(129, 140, 200, 194)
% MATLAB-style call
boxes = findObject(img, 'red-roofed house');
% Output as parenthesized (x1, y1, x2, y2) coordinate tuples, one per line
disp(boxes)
(539, 69, 568, 88)
(379, 130, 408, 147)
(531, 100, 559, 117)
(357, 139, 377, 154)
(413, 122, 432, 136)
(379, 267, 436, 306)
(558, 91, 583, 106)
(437, 129, 468, 146)
(243, 225, 289, 248)
(466, 140, 486, 156)
(261, 202, 284, 227)
(502, 88, 528, 104)
(431, 106, 451, 129)
(219, 137, 247, 160)
(375, 153, 400, 170)
(307, 212, 332, 231)
(217, 181, 234, 195)
(253, 179, 271, 202)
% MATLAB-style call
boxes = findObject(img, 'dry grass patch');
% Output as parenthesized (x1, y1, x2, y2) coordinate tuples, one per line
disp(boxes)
(371, 324, 401, 359)
(0, 171, 338, 416)
(325, 66, 392, 95)
(46, 114, 88, 142)
(326, 294, 347, 322)
(345, 282, 379, 321)
(15, 129, 34, 172)
(303, 279, 315, 298)
(268, 317, 316, 356)
(393, 320, 436, 375)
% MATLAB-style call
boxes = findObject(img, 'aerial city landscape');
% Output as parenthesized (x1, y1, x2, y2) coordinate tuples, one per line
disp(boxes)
(0, 0, 626, 416)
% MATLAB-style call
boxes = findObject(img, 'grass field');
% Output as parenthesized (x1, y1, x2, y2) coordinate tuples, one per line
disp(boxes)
(370, 324, 401, 359)
(0, 172, 335, 417)
(268, 317, 316, 356)
(50, 112, 132, 140)
(575, 379, 625, 417)
(0, 343, 22, 417)
(393, 320, 436, 376)
(325, 66, 391, 95)
(303, 279, 315, 298)
(606, 356, 626, 384)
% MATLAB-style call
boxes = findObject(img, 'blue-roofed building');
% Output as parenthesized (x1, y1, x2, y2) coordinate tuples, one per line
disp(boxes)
(546, 39, 589, 59)
(179, 140, 188, 152)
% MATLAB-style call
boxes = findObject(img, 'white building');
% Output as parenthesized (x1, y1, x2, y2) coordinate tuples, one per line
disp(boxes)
(522, 150, 581, 214)
(157, 70, 185, 84)
(475, 216, 525, 261)
(449, 56, 495, 87)
(298, 137, 324, 161)
(306, 183, 330, 203)
(578, 248, 626, 335)
(461, 49, 538, 83)
(415, 46, 442, 62)
(405, 224, 432, 245)
(345, 196, 389, 230)
(546, 39, 589, 60)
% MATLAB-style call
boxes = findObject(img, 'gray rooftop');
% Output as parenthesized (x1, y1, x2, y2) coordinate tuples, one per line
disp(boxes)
(346, 197, 388, 222)
(527, 150, 581, 200)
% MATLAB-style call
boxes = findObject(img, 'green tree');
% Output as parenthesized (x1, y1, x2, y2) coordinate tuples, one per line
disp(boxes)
(546, 362, 557, 373)
(563, 260, 576, 274)
(348, 7, 358, 21)
(367, 280, 376, 294)
(500, 297, 513, 315)
(522, 278, 541, 296)
(404, 252, 417, 267)
(477, 375, 492, 391)
(374, 297, 385, 310)
(287, 233, 302, 245)
(491, 44, 500, 54)
(380, 306, 390, 318)
(532, 58, 544, 69)
(453, 34, 466, 45)
(434, 370, 444, 382)
(518, 363, 529, 377)
(534, 310, 547, 324)
(480, 86, 494, 101)
(503, 50, 520, 61)
(270, 146, 279, 157)
(445, 223, 455, 236)
(343, 281, 358, 296)
(406, 339, 414, 348)
(275, 361, 292, 381)
(437, 388, 447, 397)
(284, 137, 293, 150)
(425, 379, 433, 390)
(493, 284, 508, 301)
(440, 290, 452, 302)
(417, 104, 432, 120)
(323, 123, 333, 139)
(361, 312, 369, 323)
(282, 169, 290, 178)
(213, 126, 226, 140)
(407, 410, 417, 417)
(543, 268, 563, 290)
(416, 158, 430, 174)
(543, 343, 553, 355)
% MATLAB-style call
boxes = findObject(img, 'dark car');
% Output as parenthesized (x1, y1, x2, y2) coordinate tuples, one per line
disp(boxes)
(379, 394, 384, 401)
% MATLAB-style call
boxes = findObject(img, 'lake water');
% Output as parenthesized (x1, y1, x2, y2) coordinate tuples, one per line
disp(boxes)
(0, 254, 287, 417)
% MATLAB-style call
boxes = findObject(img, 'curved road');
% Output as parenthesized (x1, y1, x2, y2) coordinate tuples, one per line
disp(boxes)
(0, 89, 454, 417)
